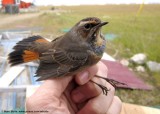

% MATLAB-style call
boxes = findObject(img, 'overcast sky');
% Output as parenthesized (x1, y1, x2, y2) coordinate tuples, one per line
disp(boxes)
(24, 0, 160, 6)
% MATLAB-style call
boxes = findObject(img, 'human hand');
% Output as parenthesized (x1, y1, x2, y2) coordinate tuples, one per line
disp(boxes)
(26, 61, 122, 114)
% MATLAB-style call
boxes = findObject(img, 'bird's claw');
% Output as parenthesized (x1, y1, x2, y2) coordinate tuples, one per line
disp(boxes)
(90, 75, 127, 96)
(95, 75, 127, 88)
(90, 80, 109, 95)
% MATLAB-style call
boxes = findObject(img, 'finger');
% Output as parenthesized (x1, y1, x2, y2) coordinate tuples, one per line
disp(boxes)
(71, 81, 102, 103)
(33, 76, 73, 98)
(75, 61, 108, 85)
(75, 64, 98, 85)
(72, 61, 108, 103)
(77, 83, 115, 114)
(107, 96, 122, 114)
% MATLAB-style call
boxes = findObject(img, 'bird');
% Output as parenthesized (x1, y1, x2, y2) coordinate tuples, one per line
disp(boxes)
(8, 17, 125, 95)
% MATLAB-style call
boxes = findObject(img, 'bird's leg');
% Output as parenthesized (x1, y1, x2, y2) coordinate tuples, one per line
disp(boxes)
(90, 80, 109, 95)
(95, 75, 127, 88)
(89, 76, 127, 96)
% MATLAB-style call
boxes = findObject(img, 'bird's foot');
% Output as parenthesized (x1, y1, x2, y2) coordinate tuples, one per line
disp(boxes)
(90, 80, 109, 95)
(95, 75, 127, 88)
(90, 75, 127, 96)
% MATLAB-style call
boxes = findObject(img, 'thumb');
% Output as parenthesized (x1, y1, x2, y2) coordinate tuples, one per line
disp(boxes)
(35, 76, 73, 98)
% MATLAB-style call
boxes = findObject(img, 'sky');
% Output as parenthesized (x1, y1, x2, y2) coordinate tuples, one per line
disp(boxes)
(23, 0, 160, 6)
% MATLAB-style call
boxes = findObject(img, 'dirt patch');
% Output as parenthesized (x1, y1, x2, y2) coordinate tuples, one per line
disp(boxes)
(0, 13, 41, 27)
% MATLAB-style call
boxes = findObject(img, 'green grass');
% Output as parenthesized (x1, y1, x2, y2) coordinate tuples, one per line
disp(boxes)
(0, 4, 160, 106)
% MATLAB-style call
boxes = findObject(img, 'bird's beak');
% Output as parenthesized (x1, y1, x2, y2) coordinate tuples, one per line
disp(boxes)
(96, 22, 109, 28)
(87, 21, 108, 41)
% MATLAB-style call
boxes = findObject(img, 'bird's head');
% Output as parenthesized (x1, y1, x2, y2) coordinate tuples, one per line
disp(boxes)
(71, 17, 108, 42)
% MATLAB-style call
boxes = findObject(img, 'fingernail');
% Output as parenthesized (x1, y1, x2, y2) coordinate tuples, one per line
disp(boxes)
(79, 71, 89, 84)
(72, 91, 84, 103)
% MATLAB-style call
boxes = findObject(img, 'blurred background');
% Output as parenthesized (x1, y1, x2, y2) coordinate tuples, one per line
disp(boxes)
(0, 0, 160, 113)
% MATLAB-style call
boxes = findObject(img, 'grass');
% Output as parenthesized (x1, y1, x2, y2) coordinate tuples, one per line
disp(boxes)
(0, 4, 160, 106)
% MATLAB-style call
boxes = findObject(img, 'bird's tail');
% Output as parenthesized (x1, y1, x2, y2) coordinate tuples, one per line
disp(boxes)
(8, 36, 49, 66)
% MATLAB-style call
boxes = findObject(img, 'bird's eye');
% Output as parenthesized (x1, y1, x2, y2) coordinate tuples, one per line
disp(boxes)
(84, 24, 92, 30)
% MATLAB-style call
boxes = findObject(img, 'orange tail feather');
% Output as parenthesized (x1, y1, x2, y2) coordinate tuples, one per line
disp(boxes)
(8, 35, 48, 66)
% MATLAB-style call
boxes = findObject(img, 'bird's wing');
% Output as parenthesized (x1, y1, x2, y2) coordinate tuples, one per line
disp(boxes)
(35, 62, 71, 81)
(36, 48, 89, 81)
(40, 48, 89, 65)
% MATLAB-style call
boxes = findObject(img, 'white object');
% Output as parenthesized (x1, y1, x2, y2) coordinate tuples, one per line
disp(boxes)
(120, 59, 129, 66)
(26, 85, 39, 98)
(136, 66, 145, 72)
(0, 34, 2, 41)
(1, 32, 10, 39)
(0, 66, 25, 87)
(0, 85, 26, 92)
(0, 0, 2, 9)
(0, 56, 7, 64)
(15, 0, 20, 4)
(0, 85, 39, 92)
(102, 53, 115, 61)
(130, 53, 147, 64)
(147, 61, 160, 72)
(23, 62, 39, 67)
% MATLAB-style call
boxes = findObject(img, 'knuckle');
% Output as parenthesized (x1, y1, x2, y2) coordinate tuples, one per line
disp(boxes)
(88, 102, 103, 114)
(86, 82, 101, 94)
(86, 82, 95, 90)
(114, 96, 122, 108)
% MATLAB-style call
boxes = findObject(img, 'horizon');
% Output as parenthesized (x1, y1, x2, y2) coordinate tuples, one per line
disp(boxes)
(22, 0, 160, 6)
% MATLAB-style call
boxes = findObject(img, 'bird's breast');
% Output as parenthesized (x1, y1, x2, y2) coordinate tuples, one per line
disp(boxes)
(86, 39, 106, 66)
(93, 38, 106, 56)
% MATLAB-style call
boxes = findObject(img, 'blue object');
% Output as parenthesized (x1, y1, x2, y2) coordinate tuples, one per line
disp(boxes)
(61, 28, 70, 33)
(105, 33, 117, 40)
